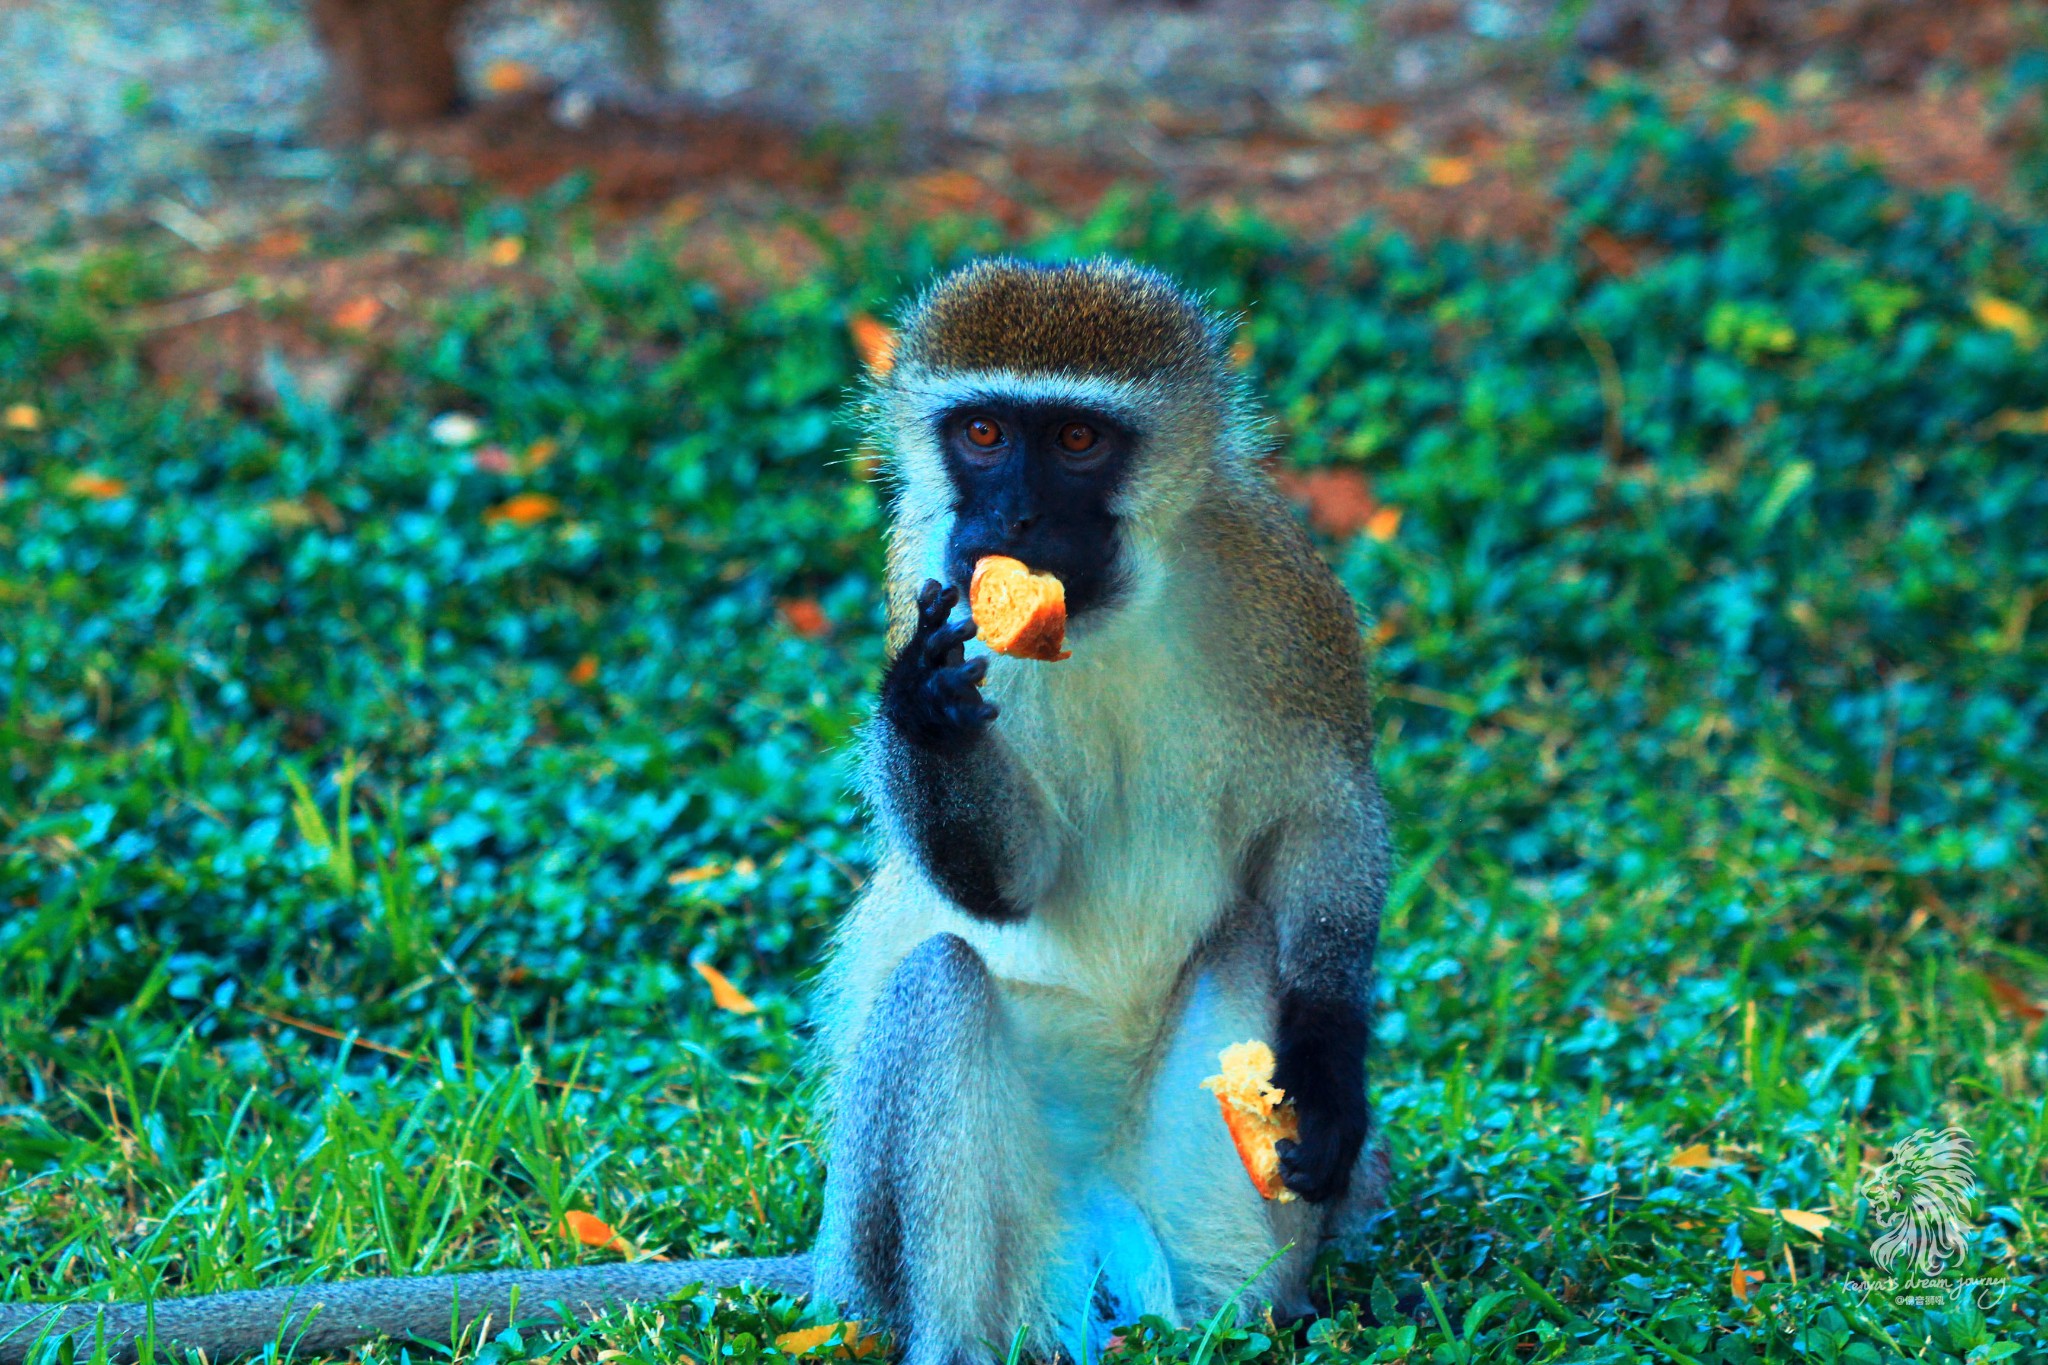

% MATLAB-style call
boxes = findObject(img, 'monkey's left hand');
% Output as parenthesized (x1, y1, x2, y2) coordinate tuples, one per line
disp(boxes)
(1271, 997, 1369, 1204)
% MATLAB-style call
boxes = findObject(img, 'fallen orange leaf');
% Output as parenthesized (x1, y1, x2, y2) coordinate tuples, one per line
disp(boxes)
(1228, 335, 1255, 370)
(1669, 1143, 1736, 1169)
(569, 655, 599, 686)
(779, 597, 830, 638)
(524, 437, 560, 470)
(668, 862, 728, 885)
(484, 493, 560, 526)
(560, 1211, 669, 1261)
(775, 1323, 882, 1358)
(1985, 972, 2047, 1023)
(4, 403, 41, 432)
(694, 959, 759, 1015)
(912, 169, 987, 212)
(1732, 1263, 1764, 1302)
(487, 236, 525, 267)
(1731, 95, 1777, 128)
(776, 1325, 843, 1355)
(1273, 467, 1380, 538)
(483, 59, 537, 94)
(1309, 99, 1406, 137)
(1422, 155, 1474, 187)
(1581, 228, 1640, 279)
(255, 230, 309, 260)
(265, 499, 318, 529)
(1779, 1208, 1832, 1237)
(1365, 506, 1404, 542)
(331, 296, 382, 332)
(1752, 1206, 1832, 1237)
(1984, 408, 2048, 435)
(1973, 295, 2038, 348)
(68, 472, 127, 501)
(562, 1210, 635, 1253)
(849, 313, 897, 376)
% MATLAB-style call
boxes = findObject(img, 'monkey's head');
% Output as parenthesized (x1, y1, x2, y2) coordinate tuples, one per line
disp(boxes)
(872, 258, 1251, 635)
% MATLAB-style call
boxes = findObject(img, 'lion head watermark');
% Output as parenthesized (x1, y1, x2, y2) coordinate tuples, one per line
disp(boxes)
(1856, 1126, 1977, 1278)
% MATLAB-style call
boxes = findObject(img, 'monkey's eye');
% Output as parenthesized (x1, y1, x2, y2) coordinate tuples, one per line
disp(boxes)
(1057, 422, 1097, 454)
(964, 417, 1004, 449)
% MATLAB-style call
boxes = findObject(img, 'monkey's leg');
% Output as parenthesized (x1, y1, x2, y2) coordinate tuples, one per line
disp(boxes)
(1130, 929, 1323, 1327)
(812, 933, 1053, 1365)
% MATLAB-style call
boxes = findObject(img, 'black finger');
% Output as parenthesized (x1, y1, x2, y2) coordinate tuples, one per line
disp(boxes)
(924, 617, 977, 667)
(931, 661, 987, 696)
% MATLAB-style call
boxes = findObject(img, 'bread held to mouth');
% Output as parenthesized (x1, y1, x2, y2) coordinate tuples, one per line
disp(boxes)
(1200, 1040, 1300, 1202)
(969, 555, 1071, 661)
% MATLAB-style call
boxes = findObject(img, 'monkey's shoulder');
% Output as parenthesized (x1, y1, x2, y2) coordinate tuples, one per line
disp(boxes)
(1184, 471, 1375, 740)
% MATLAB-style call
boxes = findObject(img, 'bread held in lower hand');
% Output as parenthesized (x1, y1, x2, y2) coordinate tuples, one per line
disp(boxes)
(1200, 1040, 1300, 1202)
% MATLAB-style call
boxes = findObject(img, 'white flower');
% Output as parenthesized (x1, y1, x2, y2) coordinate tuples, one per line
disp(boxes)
(429, 412, 483, 446)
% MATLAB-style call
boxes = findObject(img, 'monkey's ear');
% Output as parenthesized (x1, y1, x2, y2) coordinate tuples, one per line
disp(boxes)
(850, 312, 899, 378)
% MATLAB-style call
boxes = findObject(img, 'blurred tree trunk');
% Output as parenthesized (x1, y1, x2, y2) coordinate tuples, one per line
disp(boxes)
(309, 0, 472, 139)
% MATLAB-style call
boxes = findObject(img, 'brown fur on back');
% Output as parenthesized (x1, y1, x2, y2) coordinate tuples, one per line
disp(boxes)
(893, 258, 1227, 382)
(1188, 467, 1377, 764)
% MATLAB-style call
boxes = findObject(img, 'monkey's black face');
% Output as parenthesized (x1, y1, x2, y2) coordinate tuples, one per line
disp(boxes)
(936, 400, 1134, 619)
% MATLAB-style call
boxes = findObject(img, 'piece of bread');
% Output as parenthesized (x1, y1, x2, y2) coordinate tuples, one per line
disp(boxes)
(969, 555, 1071, 661)
(1200, 1040, 1299, 1202)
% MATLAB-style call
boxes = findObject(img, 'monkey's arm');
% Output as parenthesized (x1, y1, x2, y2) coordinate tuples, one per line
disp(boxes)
(0, 1257, 810, 1365)
(873, 581, 1050, 923)
(1261, 777, 1390, 1204)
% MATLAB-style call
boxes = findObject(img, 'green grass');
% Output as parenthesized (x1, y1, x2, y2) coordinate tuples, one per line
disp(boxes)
(2, 90, 2044, 1363)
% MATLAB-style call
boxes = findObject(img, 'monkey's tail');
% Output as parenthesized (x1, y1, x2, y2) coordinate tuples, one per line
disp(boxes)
(0, 1256, 813, 1365)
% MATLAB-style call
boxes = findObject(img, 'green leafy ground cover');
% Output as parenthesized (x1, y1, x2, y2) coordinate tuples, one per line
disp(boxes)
(3, 92, 2045, 1363)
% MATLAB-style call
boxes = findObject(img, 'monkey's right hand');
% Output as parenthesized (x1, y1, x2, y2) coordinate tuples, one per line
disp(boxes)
(882, 580, 998, 749)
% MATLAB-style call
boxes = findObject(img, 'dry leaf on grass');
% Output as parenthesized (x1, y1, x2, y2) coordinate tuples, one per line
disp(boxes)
(1423, 155, 1475, 187)
(779, 598, 831, 638)
(848, 313, 897, 376)
(1985, 973, 2047, 1023)
(1273, 467, 1381, 538)
(484, 59, 538, 94)
(68, 472, 127, 500)
(560, 1211, 669, 1260)
(1752, 1206, 1832, 1237)
(1668, 1143, 1737, 1169)
(694, 959, 759, 1015)
(484, 493, 560, 526)
(1973, 295, 2038, 347)
(776, 1323, 883, 1358)
(331, 296, 382, 332)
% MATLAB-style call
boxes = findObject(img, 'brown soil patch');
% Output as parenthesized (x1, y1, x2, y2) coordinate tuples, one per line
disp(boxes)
(418, 92, 841, 211)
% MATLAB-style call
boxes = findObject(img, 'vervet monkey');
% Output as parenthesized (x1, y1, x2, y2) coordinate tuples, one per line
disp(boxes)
(0, 258, 1389, 1365)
